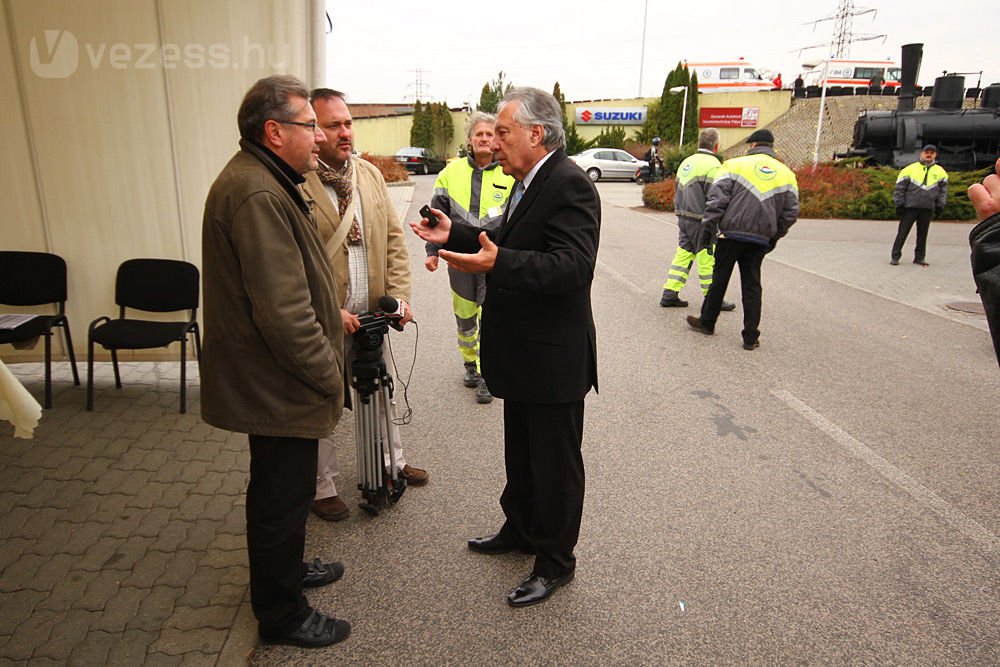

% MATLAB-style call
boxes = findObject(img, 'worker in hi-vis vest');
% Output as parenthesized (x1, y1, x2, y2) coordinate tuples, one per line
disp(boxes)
(425, 111, 514, 404)
(660, 127, 734, 312)
(891, 144, 948, 266)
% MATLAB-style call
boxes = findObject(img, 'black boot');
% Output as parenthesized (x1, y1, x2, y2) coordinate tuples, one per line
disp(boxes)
(659, 289, 688, 307)
(462, 362, 481, 388)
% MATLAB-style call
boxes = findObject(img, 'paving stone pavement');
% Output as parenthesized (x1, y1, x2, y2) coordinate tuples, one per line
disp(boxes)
(0, 183, 416, 666)
(0, 361, 257, 666)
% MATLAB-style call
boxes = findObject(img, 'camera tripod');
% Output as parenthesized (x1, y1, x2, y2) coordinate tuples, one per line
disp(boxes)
(351, 347, 406, 516)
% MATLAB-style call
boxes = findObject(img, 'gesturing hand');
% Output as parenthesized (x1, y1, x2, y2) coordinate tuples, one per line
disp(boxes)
(968, 158, 1000, 220)
(409, 207, 451, 245)
(437, 232, 497, 273)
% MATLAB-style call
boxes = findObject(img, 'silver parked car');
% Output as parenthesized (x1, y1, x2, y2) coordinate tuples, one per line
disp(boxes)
(569, 148, 647, 182)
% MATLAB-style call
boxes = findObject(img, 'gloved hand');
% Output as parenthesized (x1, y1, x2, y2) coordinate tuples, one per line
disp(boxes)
(935, 206, 944, 217)
(895, 206, 904, 217)
(699, 230, 714, 256)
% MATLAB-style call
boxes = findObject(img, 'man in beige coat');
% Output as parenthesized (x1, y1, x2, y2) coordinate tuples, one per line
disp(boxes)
(303, 88, 428, 522)
(201, 76, 349, 648)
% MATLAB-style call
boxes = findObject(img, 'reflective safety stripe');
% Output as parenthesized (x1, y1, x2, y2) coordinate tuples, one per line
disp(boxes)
(664, 247, 716, 294)
(452, 290, 480, 363)
(432, 158, 515, 228)
(664, 247, 695, 290)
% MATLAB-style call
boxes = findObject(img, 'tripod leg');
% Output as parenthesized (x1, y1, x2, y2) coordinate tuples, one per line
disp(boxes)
(380, 383, 398, 480)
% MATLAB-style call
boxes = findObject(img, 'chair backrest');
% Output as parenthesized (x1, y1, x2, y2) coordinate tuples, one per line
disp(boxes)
(0, 250, 68, 306)
(115, 258, 199, 314)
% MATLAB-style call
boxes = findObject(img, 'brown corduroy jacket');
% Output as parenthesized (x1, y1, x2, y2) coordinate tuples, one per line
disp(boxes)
(200, 140, 345, 438)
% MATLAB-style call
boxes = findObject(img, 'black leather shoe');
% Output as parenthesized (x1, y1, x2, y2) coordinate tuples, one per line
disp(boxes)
(468, 534, 533, 555)
(914, 259, 929, 266)
(742, 340, 760, 351)
(890, 258, 900, 265)
(259, 610, 351, 648)
(720, 300, 736, 311)
(507, 571, 575, 607)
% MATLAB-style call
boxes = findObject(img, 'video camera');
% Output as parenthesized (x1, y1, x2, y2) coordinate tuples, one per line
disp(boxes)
(354, 296, 404, 353)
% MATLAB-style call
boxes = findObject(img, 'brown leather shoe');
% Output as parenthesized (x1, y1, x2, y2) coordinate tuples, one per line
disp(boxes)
(399, 464, 428, 486)
(311, 495, 349, 521)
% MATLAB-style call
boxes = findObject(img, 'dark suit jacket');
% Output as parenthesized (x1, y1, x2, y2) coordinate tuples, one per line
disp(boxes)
(445, 149, 601, 403)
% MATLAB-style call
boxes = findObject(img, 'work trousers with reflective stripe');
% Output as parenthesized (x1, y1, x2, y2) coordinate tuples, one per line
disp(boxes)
(664, 216, 715, 294)
(449, 266, 486, 369)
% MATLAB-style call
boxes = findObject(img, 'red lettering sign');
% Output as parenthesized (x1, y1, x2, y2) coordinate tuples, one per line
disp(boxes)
(699, 107, 759, 128)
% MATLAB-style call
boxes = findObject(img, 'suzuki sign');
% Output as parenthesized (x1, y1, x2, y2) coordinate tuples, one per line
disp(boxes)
(575, 106, 647, 125)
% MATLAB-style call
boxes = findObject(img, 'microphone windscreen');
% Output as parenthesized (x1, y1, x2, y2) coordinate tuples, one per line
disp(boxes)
(378, 295, 401, 315)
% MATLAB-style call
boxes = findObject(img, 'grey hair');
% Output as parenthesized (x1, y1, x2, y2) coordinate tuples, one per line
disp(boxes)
(238, 75, 310, 141)
(698, 128, 720, 150)
(499, 87, 566, 150)
(466, 111, 496, 139)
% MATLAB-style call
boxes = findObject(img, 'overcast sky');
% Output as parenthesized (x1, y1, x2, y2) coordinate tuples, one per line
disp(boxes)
(324, 0, 999, 105)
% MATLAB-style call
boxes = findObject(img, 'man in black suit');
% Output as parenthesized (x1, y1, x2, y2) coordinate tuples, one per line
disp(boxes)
(411, 87, 601, 607)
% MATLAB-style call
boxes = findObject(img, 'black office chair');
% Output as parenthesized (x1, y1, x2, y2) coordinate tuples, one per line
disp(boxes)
(0, 251, 81, 408)
(87, 258, 201, 413)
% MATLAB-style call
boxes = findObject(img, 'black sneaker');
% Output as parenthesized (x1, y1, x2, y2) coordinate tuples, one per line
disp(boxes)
(890, 258, 899, 265)
(659, 290, 688, 307)
(742, 340, 760, 351)
(914, 259, 929, 266)
(303, 558, 344, 588)
(260, 610, 351, 648)
(462, 363, 481, 388)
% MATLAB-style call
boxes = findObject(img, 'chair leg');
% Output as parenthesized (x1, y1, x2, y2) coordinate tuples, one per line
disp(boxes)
(193, 326, 202, 364)
(111, 350, 121, 388)
(43, 333, 52, 410)
(61, 321, 81, 386)
(179, 338, 187, 414)
(86, 337, 95, 411)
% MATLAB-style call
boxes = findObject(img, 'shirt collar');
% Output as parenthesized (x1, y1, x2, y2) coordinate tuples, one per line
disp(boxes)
(522, 149, 556, 192)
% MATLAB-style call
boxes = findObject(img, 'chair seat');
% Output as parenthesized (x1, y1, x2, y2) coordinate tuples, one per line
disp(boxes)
(0, 315, 57, 343)
(90, 319, 192, 350)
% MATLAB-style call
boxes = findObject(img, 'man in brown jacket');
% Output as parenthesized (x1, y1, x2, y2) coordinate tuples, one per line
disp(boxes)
(302, 88, 427, 522)
(201, 76, 349, 648)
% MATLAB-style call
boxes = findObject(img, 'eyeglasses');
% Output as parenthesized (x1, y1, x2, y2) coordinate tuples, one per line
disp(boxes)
(278, 120, 319, 132)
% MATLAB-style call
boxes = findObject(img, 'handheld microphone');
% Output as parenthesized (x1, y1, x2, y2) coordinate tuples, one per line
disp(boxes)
(378, 296, 405, 330)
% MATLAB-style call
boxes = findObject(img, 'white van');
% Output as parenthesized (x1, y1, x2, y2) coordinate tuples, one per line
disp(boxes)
(801, 59, 902, 89)
(685, 60, 774, 93)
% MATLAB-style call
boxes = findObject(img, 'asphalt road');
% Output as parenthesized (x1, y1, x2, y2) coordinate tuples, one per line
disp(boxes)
(254, 175, 1000, 666)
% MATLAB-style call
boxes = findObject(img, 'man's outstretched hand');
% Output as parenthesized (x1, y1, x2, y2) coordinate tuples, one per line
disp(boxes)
(438, 232, 497, 273)
(968, 157, 1000, 220)
(409, 206, 451, 244)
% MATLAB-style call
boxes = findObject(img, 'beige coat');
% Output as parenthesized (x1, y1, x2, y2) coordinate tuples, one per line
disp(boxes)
(303, 158, 411, 310)
(200, 140, 345, 438)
